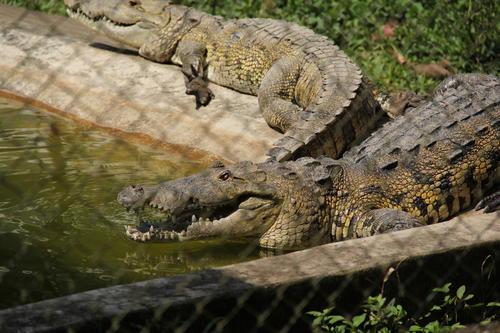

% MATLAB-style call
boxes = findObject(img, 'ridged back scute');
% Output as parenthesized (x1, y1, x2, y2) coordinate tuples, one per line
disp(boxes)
(345, 74, 500, 164)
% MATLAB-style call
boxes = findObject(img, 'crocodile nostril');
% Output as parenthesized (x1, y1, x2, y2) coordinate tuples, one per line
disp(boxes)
(131, 184, 144, 193)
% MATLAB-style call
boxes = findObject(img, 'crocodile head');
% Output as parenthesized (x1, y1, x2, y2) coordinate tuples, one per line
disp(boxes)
(117, 158, 340, 249)
(65, 0, 204, 62)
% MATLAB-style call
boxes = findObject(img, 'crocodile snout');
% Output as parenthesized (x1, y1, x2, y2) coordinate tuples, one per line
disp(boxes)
(117, 184, 145, 209)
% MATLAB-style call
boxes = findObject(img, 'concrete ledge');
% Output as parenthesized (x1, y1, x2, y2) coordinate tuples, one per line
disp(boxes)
(0, 4, 282, 163)
(0, 211, 497, 332)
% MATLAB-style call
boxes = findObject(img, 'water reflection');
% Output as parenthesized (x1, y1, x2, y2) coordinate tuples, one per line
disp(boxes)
(0, 98, 260, 309)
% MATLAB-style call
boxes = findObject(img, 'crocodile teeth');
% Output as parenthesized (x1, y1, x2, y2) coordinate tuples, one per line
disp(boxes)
(165, 231, 178, 241)
(125, 226, 135, 236)
(192, 215, 196, 222)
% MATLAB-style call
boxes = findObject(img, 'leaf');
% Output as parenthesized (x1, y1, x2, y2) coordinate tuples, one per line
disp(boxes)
(487, 302, 500, 307)
(429, 305, 442, 312)
(409, 325, 424, 332)
(307, 311, 323, 317)
(352, 313, 366, 328)
(450, 323, 465, 329)
(425, 320, 441, 331)
(433, 283, 452, 293)
(333, 326, 347, 333)
(312, 317, 324, 326)
(469, 303, 485, 308)
(413, 63, 451, 79)
(383, 21, 399, 37)
(327, 315, 345, 325)
(390, 46, 406, 64)
(456, 285, 466, 299)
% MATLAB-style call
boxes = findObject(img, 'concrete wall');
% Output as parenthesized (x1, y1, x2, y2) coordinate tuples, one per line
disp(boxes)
(0, 211, 498, 332)
(0, 4, 282, 163)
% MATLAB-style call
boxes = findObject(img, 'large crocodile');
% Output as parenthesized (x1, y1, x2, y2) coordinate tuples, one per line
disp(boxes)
(64, 0, 417, 162)
(118, 74, 499, 249)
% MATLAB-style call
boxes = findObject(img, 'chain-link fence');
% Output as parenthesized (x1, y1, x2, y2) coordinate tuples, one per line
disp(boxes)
(0, 2, 499, 332)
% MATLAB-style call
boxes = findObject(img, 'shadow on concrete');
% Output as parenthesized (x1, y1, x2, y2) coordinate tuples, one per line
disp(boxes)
(89, 42, 139, 56)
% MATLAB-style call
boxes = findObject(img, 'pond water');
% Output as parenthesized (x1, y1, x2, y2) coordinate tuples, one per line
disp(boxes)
(0, 98, 261, 309)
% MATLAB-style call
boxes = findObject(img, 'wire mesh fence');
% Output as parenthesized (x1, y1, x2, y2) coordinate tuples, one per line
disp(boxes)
(0, 2, 499, 333)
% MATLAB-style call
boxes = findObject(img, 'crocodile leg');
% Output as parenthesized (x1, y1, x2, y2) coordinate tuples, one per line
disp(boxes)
(258, 57, 303, 133)
(177, 39, 214, 107)
(475, 190, 500, 213)
(366, 208, 425, 235)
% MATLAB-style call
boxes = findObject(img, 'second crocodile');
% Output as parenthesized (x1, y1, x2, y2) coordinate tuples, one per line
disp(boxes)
(118, 74, 499, 249)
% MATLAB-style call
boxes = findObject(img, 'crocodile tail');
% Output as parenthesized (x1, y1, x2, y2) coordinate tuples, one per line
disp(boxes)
(267, 75, 383, 162)
(262, 25, 383, 161)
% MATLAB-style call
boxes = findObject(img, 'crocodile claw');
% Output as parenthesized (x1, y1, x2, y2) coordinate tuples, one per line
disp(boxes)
(475, 191, 500, 213)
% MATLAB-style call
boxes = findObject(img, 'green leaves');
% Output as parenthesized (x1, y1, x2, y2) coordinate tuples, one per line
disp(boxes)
(5, 0, 497, 93)
(433, 283, 452, 294)
(456, 285, 466, 299)
(351, 313, 366, 328)
(308, 282, 499, 332)
(1, 0, 67, 15)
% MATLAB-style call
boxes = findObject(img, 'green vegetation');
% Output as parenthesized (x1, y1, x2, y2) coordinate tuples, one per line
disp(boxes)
(180, 0, 499, 93)
(308, 283, 500, 332)
(2, 0, 497, 93)
(1, 0, 66, 15)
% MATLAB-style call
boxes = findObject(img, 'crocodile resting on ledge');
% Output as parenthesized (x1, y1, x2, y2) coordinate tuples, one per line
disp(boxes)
(118, 74, 499, 249)
(64, 0, 420, 162)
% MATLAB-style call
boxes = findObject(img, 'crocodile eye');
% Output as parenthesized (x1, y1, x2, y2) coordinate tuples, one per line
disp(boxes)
(128, 0, 140, 7)
(130, 184, 144, 194)
(218, 171, 232, 181)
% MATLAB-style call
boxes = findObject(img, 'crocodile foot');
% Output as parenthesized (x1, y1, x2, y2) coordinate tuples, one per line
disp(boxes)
(185, 77, 214, 108)
(386, 90, 427, 118)
(475, 190, 500, 213)
(182, 64, 214, 108)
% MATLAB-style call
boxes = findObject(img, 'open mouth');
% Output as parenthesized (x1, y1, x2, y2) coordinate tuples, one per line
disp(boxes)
(67, 7, 137, 27)
(126, 196, 269, 242)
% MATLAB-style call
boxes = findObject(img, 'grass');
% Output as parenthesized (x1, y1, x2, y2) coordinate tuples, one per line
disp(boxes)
(1, 0, 498, 93)
(1, 0, 66, 15)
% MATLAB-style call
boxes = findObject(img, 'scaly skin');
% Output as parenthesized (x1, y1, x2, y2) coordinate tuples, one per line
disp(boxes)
(118, 74, 499, 249)
(65, 0, 390, 161)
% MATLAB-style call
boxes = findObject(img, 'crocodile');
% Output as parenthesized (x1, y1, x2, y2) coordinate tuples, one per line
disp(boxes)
(64, 0, 418, 162)
(117, 74, 499, 249)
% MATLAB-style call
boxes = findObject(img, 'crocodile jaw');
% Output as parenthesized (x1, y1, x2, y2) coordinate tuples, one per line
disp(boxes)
(66, 5, 155, 49)
(125, 197, 280, 242)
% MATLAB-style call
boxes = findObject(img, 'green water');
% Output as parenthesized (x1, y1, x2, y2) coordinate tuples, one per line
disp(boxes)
(0, 98, 260, 309)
